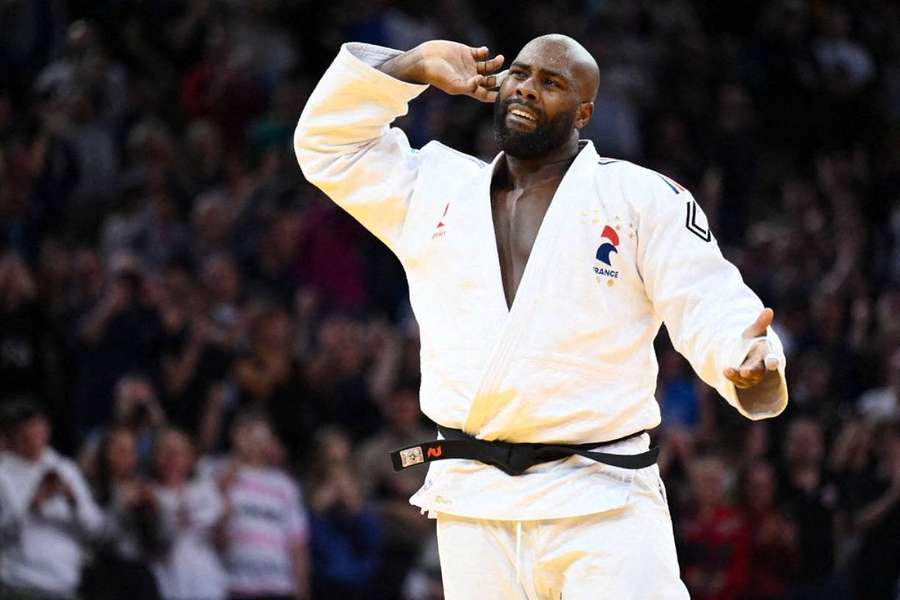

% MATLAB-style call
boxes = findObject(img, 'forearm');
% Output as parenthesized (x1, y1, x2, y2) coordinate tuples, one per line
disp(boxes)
(378, 46, 428, 83)
(295, 43, 427, 251)
(198, 385, 226, 452)
(295, 43, 427, 158)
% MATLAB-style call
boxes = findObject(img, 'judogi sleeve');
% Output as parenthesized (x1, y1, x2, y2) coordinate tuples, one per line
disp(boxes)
(635, 171, 788, 420)
(294, 43, 429, 254)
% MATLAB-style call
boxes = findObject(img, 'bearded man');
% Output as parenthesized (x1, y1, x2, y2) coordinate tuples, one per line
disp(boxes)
(294, 35, 788, 599)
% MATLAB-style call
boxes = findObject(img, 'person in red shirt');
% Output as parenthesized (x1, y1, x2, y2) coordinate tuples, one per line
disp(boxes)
(678, 455, 751, 600)
(739, 460, 799, 600)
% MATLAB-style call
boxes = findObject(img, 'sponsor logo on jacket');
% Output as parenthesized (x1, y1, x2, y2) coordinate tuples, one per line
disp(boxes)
(593, 225, 620, 283)
(432, 203, 450, 239)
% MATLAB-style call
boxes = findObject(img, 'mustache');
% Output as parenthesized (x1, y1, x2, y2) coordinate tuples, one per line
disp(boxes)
(500, 99, 544, 122)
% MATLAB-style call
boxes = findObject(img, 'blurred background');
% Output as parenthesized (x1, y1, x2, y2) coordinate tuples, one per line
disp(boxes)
(0, 0, 899, 599)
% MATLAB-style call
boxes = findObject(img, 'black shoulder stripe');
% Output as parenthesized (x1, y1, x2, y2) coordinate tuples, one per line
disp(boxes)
(685, 200, 712, 242)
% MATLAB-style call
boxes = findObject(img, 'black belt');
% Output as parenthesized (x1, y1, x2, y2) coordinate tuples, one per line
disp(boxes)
(390, 425, 659, 476)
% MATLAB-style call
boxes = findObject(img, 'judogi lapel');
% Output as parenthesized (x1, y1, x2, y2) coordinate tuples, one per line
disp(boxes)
(464, 142, 599, 437)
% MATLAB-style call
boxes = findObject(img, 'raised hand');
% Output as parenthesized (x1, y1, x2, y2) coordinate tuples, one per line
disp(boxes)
(724, 308, 781, 389)
(380, 41, 505, 103)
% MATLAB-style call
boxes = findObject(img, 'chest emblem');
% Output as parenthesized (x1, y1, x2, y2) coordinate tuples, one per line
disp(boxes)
(596, 225, 619, 265)
(592, 221, 632, 286)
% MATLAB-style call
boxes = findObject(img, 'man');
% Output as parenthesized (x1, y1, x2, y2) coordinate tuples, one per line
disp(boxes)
(357, 386, 435, 598)
(0, 400, 103, 600)
(295, 34, 788, 599)
(357, 385, 434, 503)
(214, 412, 310, 600)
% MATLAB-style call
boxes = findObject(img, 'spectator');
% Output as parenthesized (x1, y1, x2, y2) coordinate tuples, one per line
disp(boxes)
(357, 386, 435, 598)
(306, 427, 383, 600)
(0, 399, 103, 599)
(812, 6, 875, 90)
(82, 426, 162, 600)
(779, 417, 844, 599)
(738, 460, 799, 600)
(678, 455, 750, 600)
(305, 316, 381, 442)
(0, 252, 50, 405)
(73, 257, 165, 436)
(212, 411, 310, 600)
(848, 422, 900, 600)
(159, 255, 239, 437)
(79, 373, 166, 475)
(234, 305, 317, 464)
(856, 348, 900, 422)
(402, 534, 444, 600)
(151, 428, 227, 600)
(657, 347, 702, 432)
(358, 387, 432, 500)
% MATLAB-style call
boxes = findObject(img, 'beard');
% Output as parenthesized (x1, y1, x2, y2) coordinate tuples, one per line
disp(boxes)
(493, 97, 577, 159)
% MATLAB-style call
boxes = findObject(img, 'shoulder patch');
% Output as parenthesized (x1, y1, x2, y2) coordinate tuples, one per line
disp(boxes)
(685, 199, 712, 242)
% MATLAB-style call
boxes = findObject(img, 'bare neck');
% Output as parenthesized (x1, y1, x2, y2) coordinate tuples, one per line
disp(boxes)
(500, 134, 581, 190)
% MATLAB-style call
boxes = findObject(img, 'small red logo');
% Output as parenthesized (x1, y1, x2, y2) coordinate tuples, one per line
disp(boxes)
(426, 446, 443, 458)
(432, 203, 450, 239)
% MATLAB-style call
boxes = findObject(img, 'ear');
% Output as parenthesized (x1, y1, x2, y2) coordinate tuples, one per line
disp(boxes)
(575, 101, 594, 129)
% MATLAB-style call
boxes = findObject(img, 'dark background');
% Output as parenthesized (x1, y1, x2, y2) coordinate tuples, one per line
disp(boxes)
(1, 0, 899, 599)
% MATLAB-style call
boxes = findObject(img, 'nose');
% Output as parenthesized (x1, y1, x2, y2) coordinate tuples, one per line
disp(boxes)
(514, 76, 538, 101)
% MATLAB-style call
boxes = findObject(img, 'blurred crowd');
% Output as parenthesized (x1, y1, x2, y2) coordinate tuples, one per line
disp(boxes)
(0, 0, 899, 599)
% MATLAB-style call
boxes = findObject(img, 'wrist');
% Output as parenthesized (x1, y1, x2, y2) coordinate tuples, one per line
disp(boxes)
(378, 46, 427, 84)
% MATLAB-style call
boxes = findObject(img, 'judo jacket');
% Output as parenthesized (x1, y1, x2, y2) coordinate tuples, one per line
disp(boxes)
(294, 43, 788, 520)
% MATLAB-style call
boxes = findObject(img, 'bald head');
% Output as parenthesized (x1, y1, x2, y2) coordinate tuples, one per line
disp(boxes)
(494, 33, 599, 159)
(516, 34, 600, 102)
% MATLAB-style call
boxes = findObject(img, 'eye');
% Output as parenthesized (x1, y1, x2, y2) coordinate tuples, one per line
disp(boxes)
(511, 70, 526, 80)
(544, 78, 559, 88)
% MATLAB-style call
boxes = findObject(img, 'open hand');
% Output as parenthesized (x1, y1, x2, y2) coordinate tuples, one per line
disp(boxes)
(422, 42, 505, 102)
(381, 41, 505, 103)
(724, 308, 781, 389)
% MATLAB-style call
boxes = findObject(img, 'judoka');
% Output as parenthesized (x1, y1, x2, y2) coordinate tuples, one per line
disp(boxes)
(295, 33, 788, 600)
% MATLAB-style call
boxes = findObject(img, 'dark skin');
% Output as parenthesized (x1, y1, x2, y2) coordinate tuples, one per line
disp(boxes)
(490, 35, 598, 308)
(378, 35, 781, 405)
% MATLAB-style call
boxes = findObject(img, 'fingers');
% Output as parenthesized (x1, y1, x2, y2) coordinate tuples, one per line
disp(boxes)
(478, 54, 505, 74)
(469, 74, 499, 103)
(479, 74, 498, 90)
(477, 71, 507, 91)
(471, 46, 505, 74)
(470, 46, 490, 61)
(724, 365, 765, 389)
(739, 363, 765, 379)
(742, 307, 774, 339)
(727, 339, 761, 386)
(482, 70, 507, 92)
(471, 86, 498, 103)
(725, 336, 780, 388)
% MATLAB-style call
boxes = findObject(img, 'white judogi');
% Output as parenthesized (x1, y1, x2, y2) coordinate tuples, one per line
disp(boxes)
(295, 42, 788, 598)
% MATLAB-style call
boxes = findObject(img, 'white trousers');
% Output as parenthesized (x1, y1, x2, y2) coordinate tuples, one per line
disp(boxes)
(435, 466, 689, 600)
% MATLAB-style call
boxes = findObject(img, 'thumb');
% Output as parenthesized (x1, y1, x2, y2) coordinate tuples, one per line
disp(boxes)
(742, 307, 774, 339)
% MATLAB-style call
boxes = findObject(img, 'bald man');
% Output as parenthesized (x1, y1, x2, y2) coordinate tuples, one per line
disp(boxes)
(296, 36, 788, 599)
